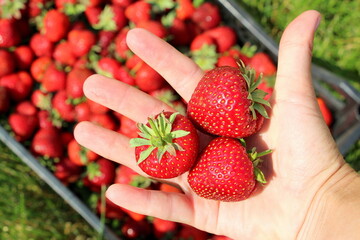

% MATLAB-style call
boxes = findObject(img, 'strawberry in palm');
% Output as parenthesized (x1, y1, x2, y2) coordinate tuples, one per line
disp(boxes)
(187, 62, 270, 138)
(130, 112, 199, 179)
(188, 137, 270, 202)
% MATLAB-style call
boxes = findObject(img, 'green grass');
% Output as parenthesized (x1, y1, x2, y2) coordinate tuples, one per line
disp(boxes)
(0, 1, 359, 239)
(0, 141, 99, 240)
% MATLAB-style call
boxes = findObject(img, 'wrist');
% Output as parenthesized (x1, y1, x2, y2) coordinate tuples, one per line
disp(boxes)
(298, 163, 360, 240)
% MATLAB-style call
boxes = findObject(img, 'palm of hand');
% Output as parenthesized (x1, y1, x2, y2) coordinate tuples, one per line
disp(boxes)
(74, 10, 345, 240)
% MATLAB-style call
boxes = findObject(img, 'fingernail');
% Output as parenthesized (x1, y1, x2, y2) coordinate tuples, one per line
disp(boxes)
(315, 15, 322, 30)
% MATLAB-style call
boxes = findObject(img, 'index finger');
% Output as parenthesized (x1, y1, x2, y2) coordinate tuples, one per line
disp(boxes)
(126, 28, 204, 102)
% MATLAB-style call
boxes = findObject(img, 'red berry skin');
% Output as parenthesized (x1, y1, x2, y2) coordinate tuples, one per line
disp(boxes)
(31, 127, 64, 158)
(135, 63, 165, 93)
(188, 137, 256, 202)
(0, 86, 10, 113)
(125, 1, 151, 24)
(14, 46, 35, 70)
(83, 158, 116, 192)
(0, 19, 21, 47)
(187, 66, 264, 138)
(317, 97, 333, 126)
(68, 29, 97, 57)
(204, 26, 237, 53)
(53, 41, 78, 66)
(0, 49, 16, 77)
(136, 20, 167, 39)
(248, 52, 277, 77)
(42, 64, 67, 92)
(8, 113, 38, 142)
(30, 56, 52, 82)
(30, 33, 54, 57)
(66, 67, 94, 99)
(0, 71, 33, 102)
(191, 2, 221, 30)
(43, 10, 70, 42)
(134, 112, 199, 179)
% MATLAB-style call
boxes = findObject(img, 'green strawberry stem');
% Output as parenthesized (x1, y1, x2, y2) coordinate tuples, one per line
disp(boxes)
(129, 112, 190, 164)
(248, 147, 272, 184)
(237, 61, 271, 120)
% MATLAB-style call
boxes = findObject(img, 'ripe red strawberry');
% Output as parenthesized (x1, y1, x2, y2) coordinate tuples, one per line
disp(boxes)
(0, 18, 21, 47)
(85, 6, 102, 26)
(114, 66, 136, 86)
(54, 157, 83, 185)
(210, 235, 234, 240)
(114, 164, 152, 188)
(53, 41, 78, 66)
(30, 56, 52, 82)
(37, 110, 55, 129)
(97, 30, 117, 56)
(74, 101, 92, 122)
(31, 127, 63, 158)
(188, 137, 269, 201)
(68, 29, 97, 57)
(96, 197, 125, 220)
(67, 138, 98, 166)
(317, 97, 333, 126)
(153, 218, 178, 239)
(8, 112, 38, 141)
(248, 52, 277, 77)
(43, 9, 70, 42)
(121, 218, 152, 239)
(42, 64, 67, 92)
(114, 27, 131, 59)
(216, 55, 238, 68)
(30, 33, 54, 57)
(135, 63, 165, 93)
(66, 67, 94, 99)
(0, 86, 10, 113)
(83, 158, 116, 192)
(52, 90, 76, 122)
(257, 75, 275, 100)
(191, 2, 221, 30)
(187, 63, 270, 138)
(204, 26, 237, 53)
(95, 57, 121, 78)
(159, 182, 183, 193)
(87, 98, 109, 114)
(89, 113, 118, 131)
(0, 49, 15, 78)
(28, 0, 48, 17)
(176, 0, 195, 20)
(190, 33, 216, 51)
(124, 1, 151, 24)
(176, 224, 209, 240)
(116, 114, 138, 138)
(91, 5, 127, 31)
(0, 71, 33, 102)
(125, 54, 143, 71)
(168, 18, 194, 46)
(15, 101, 38, 116)
(136, 20, 167, 39)
(14, 45, 35, 70)
(112, 0, 133, 7)
(227, 46, 252, 66)
(130, 112, 199, 179)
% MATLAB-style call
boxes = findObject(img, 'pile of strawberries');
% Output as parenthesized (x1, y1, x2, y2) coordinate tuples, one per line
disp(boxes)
(0, 0, 333, 239)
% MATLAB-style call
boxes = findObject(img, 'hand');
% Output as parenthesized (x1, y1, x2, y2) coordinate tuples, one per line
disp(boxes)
(74, 10, 357, 239)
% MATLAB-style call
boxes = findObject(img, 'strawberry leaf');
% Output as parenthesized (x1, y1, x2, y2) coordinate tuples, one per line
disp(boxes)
(129, 138, 151, 147)
(138, 146, 156, 164)
(170, 130, 190, 138)
(254, 167, 267, 184)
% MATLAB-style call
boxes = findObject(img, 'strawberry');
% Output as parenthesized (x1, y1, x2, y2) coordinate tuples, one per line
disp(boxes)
(30, 33, 54, 57)
(227, 46, 252, 66)
(210, 235, 234, 240)
(153, 218, 178, 239)
(0, 49, 15, 77)
(136, 20, 168, 39)
(159, 182, 183, 193)
(317, 97, 333, 126)
(135, 63, 165, 93)
(191, 2, 221, 30)
(257, 75, 275, 100)
(114, 27, 131, 59)
(124, 1, 151, 24)
(8, 112, 38, 141)
(87, 98, 109, 114)
(68, 29, 97, 57)
(15, 101, 38, 116)
(85, 6, 102, 26)
(95, 57, 121, 78)
(176, 0, 195, 20)
(67, 138, 98, 166)
(43, 9, 70, 42)
(30, 56, 52, 82)
(27, 0, 49, 17)
(52, 90, 76, 122)
(130, 112, 199, 179)
(187, 63, 270, 138)
(96, 197, 125, 219)
(125, 54, 143, 71)
(190, 33, 216, 51)
(248, 52, 277, 77)
(83, 158, 116, 192)
(0, 18, 21, 47)
(37, 110, 55, 129)
(0, 71, 33, 102)
(114, 164, 152, 188)
(121, 218, 152, 239)
(97, 30, 117, 57)
(114, 66, 136, 86)
(188, 137, 269, 201)
(111, 0, 133, 8)
(0, 86, 10, 113)
(116, 114, 138, 138)
(53, 41, 78, 66)
(168, 18, 194, 46)
(74, 101, 92, 122)
(54, 157, 83, 185)
(216, 55, 238, 68)
(42, 64, 67, 92)
(66, 67, 94, 99)
(31, 127, 63, 158)
(92, 5, 127, 32)
(176, 224, 209, 240)
(204, 26, 237, 53)
(13, 45, 35, 70)
(89, 113, 118, 131)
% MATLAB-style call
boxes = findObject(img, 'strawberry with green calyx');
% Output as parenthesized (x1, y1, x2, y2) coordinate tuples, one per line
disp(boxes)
(187, 61, 270, 138)
(130, 112, 199, 179)
(191, 43, 218, 71)
(188, 137, 271, 202)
